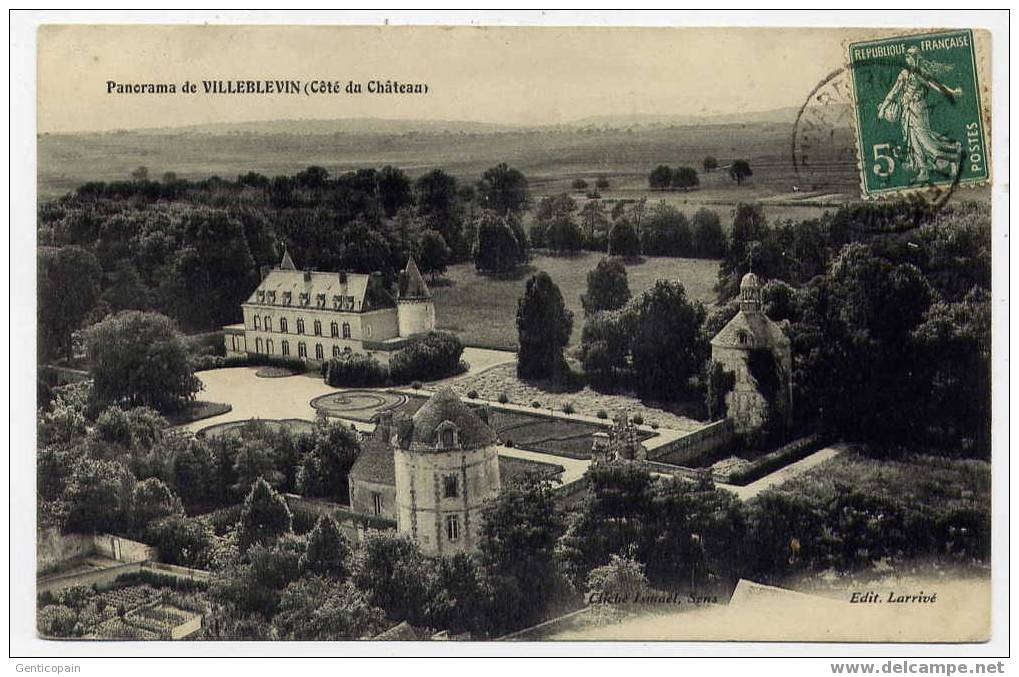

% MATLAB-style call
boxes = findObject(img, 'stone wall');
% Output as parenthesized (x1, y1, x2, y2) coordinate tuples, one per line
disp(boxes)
(37, 562, 145, 595)
(647, 418, 735, 465)
(37, 530, 155, 574)
(284, 493, 397, 543)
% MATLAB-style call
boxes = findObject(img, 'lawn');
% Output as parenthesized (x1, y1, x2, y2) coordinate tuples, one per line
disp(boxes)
(432, 252, 721, 350)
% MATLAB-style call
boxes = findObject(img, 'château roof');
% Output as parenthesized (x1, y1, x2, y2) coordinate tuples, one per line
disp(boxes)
(398, 257, 432, 300)
(246, 255, 396, 313)
(348, 429, 396, 485)
(402, 387, 497, 450)
(711, 309, 790, 350)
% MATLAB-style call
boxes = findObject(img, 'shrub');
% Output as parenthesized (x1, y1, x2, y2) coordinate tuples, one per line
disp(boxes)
(650, 422, 659, 430)
(531, 400, 541, 408)
(562, 402, 575, 414)
(412, 381, 423, 390)
(596, 409, 608, 419)
(505, 439, 515, 448)
(631, 414, 644, 425)
(38, 604, 80, 638)
(389, 331, 465, 384)
(498, 393, 510, 404)
(323, 353, 388, 388)
(467, 389, 479, 399)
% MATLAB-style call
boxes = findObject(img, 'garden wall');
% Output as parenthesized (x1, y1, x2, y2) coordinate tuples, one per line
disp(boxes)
(647, 418, 735, 465)
(37, 530, 155, 573)
(284, 493, 397, 543)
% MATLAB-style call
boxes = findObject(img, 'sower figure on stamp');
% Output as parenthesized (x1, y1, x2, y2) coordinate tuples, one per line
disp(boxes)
(877, 46, 963, 183)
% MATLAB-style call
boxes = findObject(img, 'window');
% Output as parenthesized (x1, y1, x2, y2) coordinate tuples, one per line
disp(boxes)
(332, 345, 341, 358)
(230, 335, 238, 351)
(254, 316, 261, 330)
(281, 340, 290, 356)
(333, 295, 343, 310)
(443, 475, 459, 499)
(299, 292, 309, 307)
(446, 515, 460, 542)
(282, 291, 292, 305)
(371, 492, 383, 516)
(315, 344, 324, 361)
(313, 320, 322, 336)
(342, 323, 351, 339)
(331, 322, 339, 338)
(256, 290, 265, 303)
(266, 291, 276, 304)
(264, 316, 272, 332)
(298, 342, 307, 359)
(266, 339, 274, 355)
(255, 338, 263, 353)
(280, 318, 288, 333)
(365, 324, 373, 338)
(737, 330, 749, 346)
(439, 426, 456, 448)
(297, 318, 305, 334)
(317, 293, 327, 308)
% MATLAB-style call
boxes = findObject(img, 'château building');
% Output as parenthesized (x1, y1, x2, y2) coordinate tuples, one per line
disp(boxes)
(709, 272, 793, 435)
(223, 251, 436, 366)
(348, 388, 502, 556)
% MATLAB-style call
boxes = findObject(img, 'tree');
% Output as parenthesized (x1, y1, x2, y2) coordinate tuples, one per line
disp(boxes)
(273, 577, 387, 640)
(93, 406, 166, 451)
(295, 165, 329, 190)
(671, 166, 700, 191)
(545, 215, 584, 255)
(168, 435, 219, 511)
(703, 156, 719, 173)
(377, 165, 413, 218)
(571, 178, 588, 191)
(580, 200, 610, 241)
(38, 605, 80, 638)
(586, 553, 650, 600)
(648, 165, 672, 190)
(232, 438, 285, 496)
(38, 246, 102, 361)
(349, 531, 436, 626)
(131, 166, 149, 182)
(626, 280, 707, 399)
(516, 272, 573, 380)
(62, 457, 135, 533)
(337, 220, 396, 284)
(607, 219, 640, 258)
(417, 229, 451, 279)
(83, 311, 201, 412)
(415, 169, 459, 219)
(729, 160, 753, 186)
(300, 515, 351, 579)
(161, 209, 257, 331)
(131, 478, 184, 529)
(477, 163, 529, 215)
(641, 202, 692, 256)
(595, 175, 610, 189)
(100, 260, 153, 315)
(579, 310, 631, 384)
(582, 258, 630, 315)
(478, 473, 564, 631)
(296, 422, 361, 502)
(473, 211, 522, 274)
(531, 194, 577, 249)
(691, 208, 726, 258)
(236, 478, 293, 552)
(146, 514, 214, 567)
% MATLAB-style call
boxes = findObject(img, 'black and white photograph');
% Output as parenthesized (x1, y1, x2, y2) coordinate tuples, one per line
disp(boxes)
(9, 10, 1010, 666)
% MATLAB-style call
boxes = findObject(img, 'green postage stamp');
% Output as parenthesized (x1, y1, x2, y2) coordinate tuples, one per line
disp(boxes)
(848, 29, 989, 197)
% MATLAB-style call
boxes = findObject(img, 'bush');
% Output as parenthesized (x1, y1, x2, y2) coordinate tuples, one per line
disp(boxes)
(323, 353, 388, 387)
(505, 439, 515, 448)
(531, 400, 541, 408)
(631, 414, 644, 425)
(467, 389, 479, 399)
(38, 604, 80, 638)
(192, 353, 304, 373)
(596, 409, 608, 419)
(498, 393, 510, 404)
(411, 381, 423, 390)
(389, 331, 466, 384)
(562, 402, 575, 414)
(724, 436, 823, 485)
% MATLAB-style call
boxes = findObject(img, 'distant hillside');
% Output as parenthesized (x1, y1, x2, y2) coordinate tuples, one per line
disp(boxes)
(127, 117, 520, 137)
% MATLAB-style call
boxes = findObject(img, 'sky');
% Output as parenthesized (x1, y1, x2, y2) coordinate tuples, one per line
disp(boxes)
(38, 25, 911, 133)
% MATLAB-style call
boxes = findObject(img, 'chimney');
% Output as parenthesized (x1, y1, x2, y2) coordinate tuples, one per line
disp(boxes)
(338, 271, 347, 284)
(259, 265, 270, 280)
(303, 269, 312, 282)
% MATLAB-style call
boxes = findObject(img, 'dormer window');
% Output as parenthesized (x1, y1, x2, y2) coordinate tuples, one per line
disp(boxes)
(347, 295, 356, 310)
(299, 292, 310, 307)
(256, 290, 266, 303)
(737, 330, 750, 346)
(282, 291, 292, 305)
(333, 295, 343, 310)
(317, 293, 327, 308)
(266, 291, 276, 304)
(436, 421, 458, 449)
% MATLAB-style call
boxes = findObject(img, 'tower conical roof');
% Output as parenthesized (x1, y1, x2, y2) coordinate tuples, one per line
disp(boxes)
(279, 248, 297, 270)
(398, 257, 432, 299)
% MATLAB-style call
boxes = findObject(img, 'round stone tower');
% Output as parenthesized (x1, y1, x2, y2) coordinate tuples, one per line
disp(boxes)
(392, 387, 501, 556)
(397, 257, 436, 337)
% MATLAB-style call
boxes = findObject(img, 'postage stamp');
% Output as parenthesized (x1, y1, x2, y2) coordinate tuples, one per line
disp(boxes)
(847, 29, 989, 197)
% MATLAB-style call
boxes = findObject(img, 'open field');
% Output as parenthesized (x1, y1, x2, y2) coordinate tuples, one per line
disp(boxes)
(38, 120, 859, 200)
(433, 252, 721, 350)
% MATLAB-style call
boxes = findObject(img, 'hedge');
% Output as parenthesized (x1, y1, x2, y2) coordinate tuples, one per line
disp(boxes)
(389, 331, 466, 384)
(323, 353, 388, 387)
(723, 435, 824, 485)
(191, 353, 306, 373)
